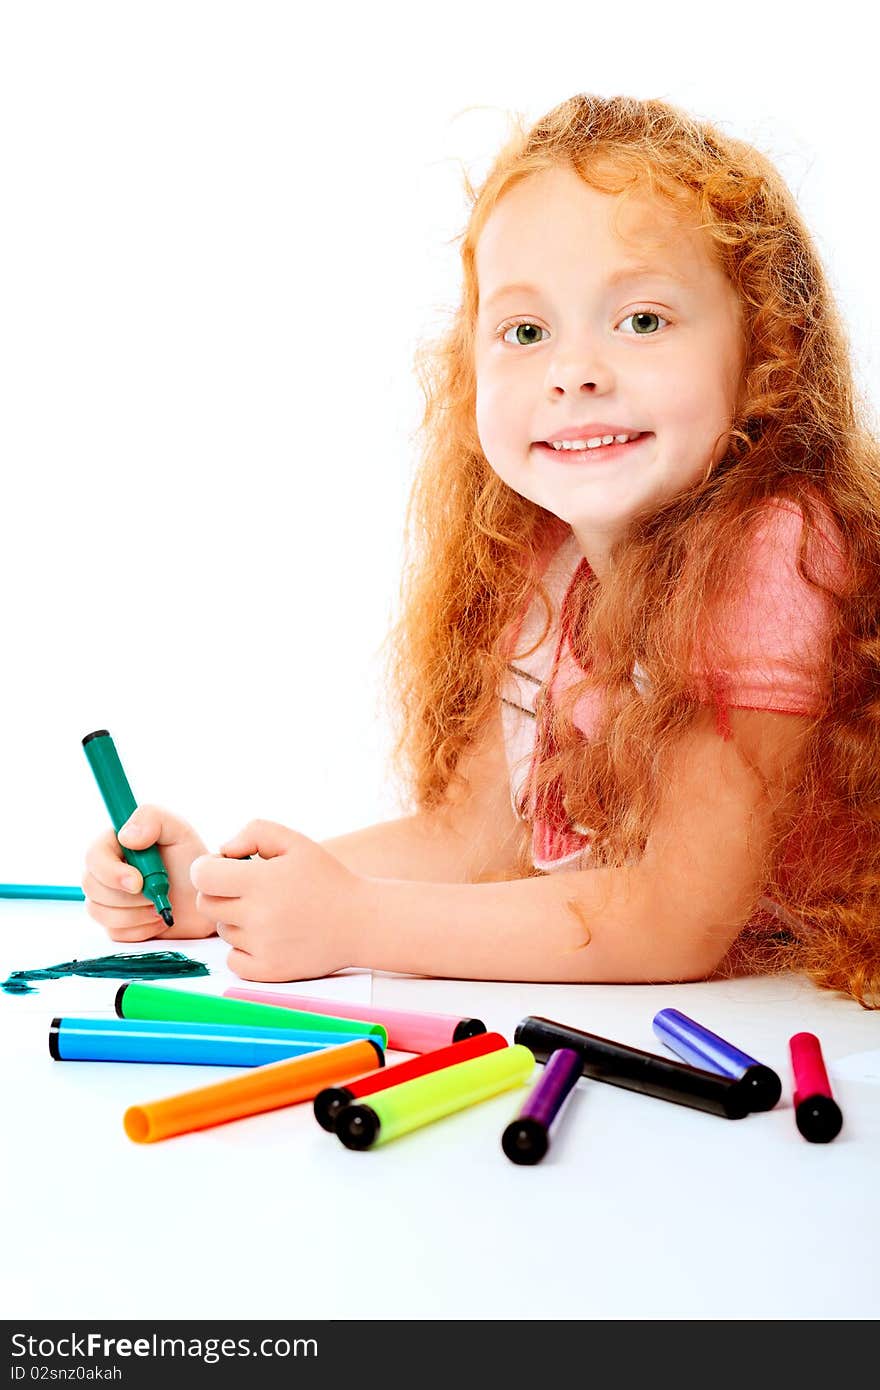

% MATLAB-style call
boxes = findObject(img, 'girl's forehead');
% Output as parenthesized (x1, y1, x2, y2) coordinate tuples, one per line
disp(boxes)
(475, 173, 703, 276)
(473, 174, 741, 329)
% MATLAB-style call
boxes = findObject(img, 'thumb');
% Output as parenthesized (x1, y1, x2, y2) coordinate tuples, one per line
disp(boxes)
(220, 819, 294, 860)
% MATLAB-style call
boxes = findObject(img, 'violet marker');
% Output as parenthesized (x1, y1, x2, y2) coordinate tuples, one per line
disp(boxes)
(514, 1015, 750, 1119)
(789, 1032, 843, 1143)
(652, 1008, 781, 1112)
(501, 1047, 582, 1165)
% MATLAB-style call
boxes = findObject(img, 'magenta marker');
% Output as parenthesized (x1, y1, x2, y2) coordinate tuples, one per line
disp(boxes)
(223, 987, 486, 1053)
(501, 1047, 582, 1165)
(789, 1032, 843, 1143)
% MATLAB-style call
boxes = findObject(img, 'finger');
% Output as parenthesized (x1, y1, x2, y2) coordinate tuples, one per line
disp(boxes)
(228, 952, 303, 983)
(190, 855, 250, 897)
(85, 829, 141, 894)
(84, 898, 169, 935)
(215, 920, 246, 946)
(117, 805, 192, 852)
(225, 947, 257, 978)
(81, 868, 148, 910)
(219, 819, 294, 861)
(107, 921, 172, 943)
(195, 893, 245, 926)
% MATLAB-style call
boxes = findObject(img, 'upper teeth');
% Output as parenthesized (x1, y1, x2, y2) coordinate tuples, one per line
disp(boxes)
(550, 432, 641, 450)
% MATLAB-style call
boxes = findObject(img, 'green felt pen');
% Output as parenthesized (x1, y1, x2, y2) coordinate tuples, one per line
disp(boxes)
(335, 1043, 536, 1149)
(115, 981, 388, 1046)
(82, 730, 174, 929)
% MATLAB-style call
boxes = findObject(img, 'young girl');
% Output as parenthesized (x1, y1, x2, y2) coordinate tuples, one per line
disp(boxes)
(82, 93, 880, 1008)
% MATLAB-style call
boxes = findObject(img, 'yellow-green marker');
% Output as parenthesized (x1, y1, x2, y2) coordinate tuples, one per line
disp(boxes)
(115, 981, 388, 1047)
(335, 1043, 535, 1149)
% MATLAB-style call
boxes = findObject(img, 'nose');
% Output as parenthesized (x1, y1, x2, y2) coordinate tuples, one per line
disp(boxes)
(545, 339, 612, 396)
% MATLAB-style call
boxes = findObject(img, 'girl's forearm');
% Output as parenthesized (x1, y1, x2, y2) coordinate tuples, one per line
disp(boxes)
(320, 813, 473, 883)
(350, 868, 717, 984)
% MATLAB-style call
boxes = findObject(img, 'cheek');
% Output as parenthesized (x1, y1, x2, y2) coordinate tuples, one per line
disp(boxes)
(475, 372, 525, 458)
(474, 376, 503, 454)
(662, 373, 731, 445)
(659, 381, 734, 487)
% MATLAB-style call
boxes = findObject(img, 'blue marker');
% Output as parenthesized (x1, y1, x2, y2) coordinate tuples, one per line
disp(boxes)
(0, 884, 85, 901)
(652, 1008, 781, 1112)
(48, 1016, 372, 1066)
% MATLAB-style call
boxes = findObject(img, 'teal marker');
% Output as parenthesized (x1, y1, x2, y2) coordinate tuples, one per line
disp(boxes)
(81, 730, 174, 929)
(0, 884, 86, 900)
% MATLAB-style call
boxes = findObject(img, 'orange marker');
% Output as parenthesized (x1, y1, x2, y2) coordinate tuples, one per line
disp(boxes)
(123, 1036, 384, 1143)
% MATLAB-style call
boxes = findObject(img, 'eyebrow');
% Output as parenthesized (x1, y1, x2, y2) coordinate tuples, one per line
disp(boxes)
(481, 264, 691, 310)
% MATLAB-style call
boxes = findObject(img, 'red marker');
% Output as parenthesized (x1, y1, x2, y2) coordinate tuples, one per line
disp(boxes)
(313, 1031, 508, 1131)
(789, 1032, 843, 1143)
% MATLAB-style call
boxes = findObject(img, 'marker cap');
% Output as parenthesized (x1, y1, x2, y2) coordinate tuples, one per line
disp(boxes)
(738, 1064, 783, 1113)
(336, 1102, 381, 1150)
(794, 1093, 843, 1143)
(501, 1117, 548, 1165)
(313, 1085, 356, 1132)
(451, 1018, 487, 1043)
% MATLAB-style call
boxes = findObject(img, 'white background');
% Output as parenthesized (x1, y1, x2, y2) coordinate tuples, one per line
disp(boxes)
(1, 0, 877, 883)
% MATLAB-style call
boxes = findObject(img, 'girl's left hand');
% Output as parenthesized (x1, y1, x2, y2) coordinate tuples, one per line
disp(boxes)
(189, 820, 365, 981)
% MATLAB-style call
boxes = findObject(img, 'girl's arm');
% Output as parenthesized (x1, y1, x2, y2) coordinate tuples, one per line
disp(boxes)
(204, 703, 811, 986)
(320, 814, 486, 884)
(345, 705, 813, 984)
(319, 701, 523, 884)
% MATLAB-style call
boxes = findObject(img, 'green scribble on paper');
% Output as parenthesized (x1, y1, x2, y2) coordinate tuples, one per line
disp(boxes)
(0, 951, 210, 995)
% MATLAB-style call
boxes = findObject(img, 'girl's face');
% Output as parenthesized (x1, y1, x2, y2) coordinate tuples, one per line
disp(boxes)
(474, 166, 747, 578)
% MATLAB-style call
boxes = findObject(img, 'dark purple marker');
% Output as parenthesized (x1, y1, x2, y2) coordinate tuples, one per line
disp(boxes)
(652, 1008, 782, 1112)
(501, 1047, 582, 1165)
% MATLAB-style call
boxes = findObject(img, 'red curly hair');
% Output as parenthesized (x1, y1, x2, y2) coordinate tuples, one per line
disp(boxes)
(379, 93, 880, 1008)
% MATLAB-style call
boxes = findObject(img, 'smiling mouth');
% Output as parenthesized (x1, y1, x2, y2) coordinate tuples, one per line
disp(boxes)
(533, 432, 653, 460)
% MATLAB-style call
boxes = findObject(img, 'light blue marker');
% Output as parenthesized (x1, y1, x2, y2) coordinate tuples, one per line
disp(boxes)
(0, 884, 85, 901)
(48, 1016, 371, 1066)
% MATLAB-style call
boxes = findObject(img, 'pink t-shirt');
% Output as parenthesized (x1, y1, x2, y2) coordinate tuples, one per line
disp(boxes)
(500, 496, 848, 875)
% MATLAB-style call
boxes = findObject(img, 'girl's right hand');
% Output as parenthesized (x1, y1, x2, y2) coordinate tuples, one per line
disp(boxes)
(82, 805, 218, 942)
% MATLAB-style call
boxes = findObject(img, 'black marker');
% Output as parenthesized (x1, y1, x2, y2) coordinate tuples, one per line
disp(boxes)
(514, 1015, 750, 1119)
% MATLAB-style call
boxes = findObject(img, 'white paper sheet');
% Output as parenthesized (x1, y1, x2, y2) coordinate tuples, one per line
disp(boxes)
(0, 899, 372, 1017)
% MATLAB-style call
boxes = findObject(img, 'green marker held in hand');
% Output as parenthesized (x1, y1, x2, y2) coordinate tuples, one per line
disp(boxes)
(81, 730, 174, 929)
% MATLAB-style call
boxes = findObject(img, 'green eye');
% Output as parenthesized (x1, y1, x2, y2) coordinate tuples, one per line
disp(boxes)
(501, 322, 547, 346)
(498, 311, 670, 345)
(621, 311, 667, 335)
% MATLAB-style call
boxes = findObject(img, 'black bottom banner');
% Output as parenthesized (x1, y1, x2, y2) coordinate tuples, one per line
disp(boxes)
(0, 1318, 864, 1386)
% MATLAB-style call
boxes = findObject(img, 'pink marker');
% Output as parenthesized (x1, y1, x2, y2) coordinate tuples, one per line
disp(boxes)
(222, 988, 486, 1054)
(789, 1032, 843, 1143)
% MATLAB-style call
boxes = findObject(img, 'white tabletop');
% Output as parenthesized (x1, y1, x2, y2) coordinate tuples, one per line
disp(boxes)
(2, 901, 878, 1320)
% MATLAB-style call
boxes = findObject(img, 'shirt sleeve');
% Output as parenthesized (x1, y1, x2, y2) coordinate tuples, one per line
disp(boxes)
(692, 498, 847, 723)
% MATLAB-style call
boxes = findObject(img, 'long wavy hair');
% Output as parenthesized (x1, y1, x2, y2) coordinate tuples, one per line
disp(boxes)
(379, 93, 880, 1008)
